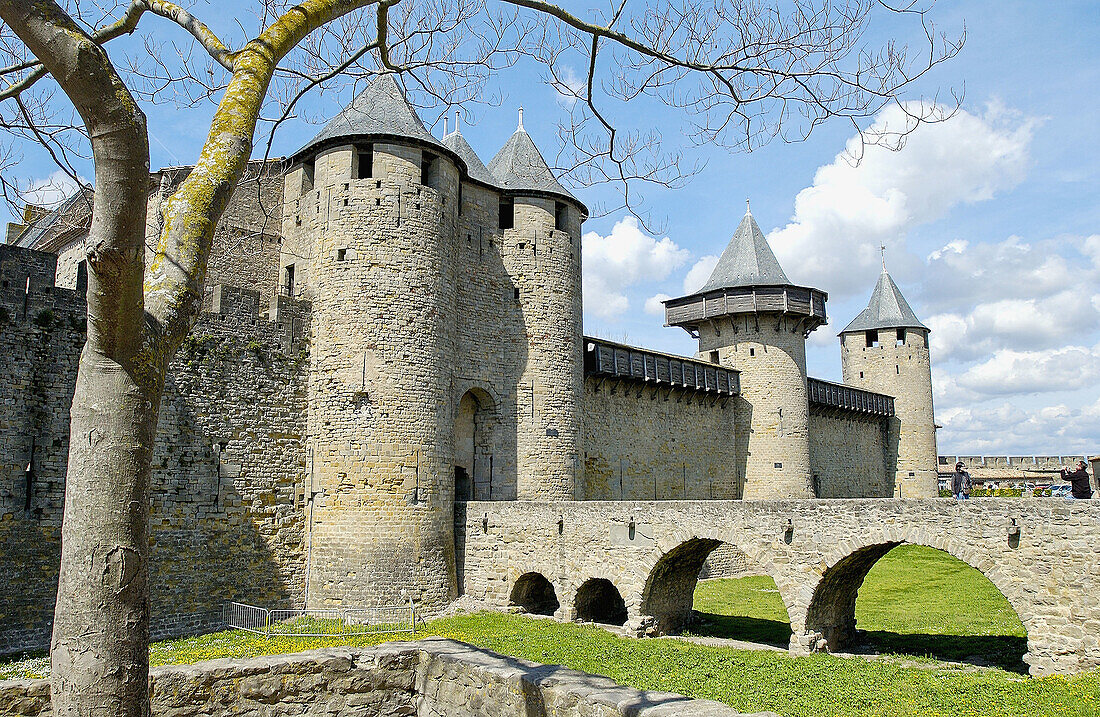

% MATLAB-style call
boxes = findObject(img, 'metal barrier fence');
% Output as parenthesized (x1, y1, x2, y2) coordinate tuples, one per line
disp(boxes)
(223, 601, 419, 638)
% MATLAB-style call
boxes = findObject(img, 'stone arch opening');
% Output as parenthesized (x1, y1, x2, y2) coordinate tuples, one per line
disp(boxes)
(805, 543, 1028, 671)
(640, 537, 722, 634)
(693, 542, 793, 646)
(454, 388, 497, 501)
(509, 573, 559, 616)
(574, 578, 627, 626)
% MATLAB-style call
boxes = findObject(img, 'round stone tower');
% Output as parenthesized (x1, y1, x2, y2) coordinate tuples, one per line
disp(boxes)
(486, 110, 586, 500)
(281, 74, 465, 610)
(664, 205, 827, 498)
(839, 261, 938, 498)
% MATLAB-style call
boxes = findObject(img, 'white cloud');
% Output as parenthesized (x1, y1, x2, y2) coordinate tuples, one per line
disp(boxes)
(935, 344, 1100, 404)
(551, 66, 585, 109)
(920, 234, 1100, 362)
(23, 170, 86, 208)
(645, 293, 671, 316)
(582, 216, 689, 320)
(767, 102, 1038, 297)
(937, 395, 1100, 455)
(682, 255, 718, 294)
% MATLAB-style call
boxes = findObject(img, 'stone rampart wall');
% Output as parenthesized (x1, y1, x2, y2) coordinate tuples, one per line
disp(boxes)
(0, 639, 767, 717)
(809, 411, 891, 498)
(0, 252, 310, 655)
(582, 378, 741, 500)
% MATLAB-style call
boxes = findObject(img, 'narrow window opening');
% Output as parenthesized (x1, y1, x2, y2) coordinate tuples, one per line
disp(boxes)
(421, 151, 436, 187)
(457, 182, 464, 215)
(343, 198, 349, 207)
(896, 365, 900, 374)
(499, 197, 514, 230)
(708, 350, 719, 363)
(336, 248, 347, 262)
(75, 260, 88, 292)
(859, 371, 864, 379)
(356, 143, 374, 179)
(375, 198, 381, 206)
(284, 264, 295, 296)
(513, 288, 520, 300)
(301, 158, 315, 192)
(865, 329, 879, 347)
(555, 201, 568, 231)
(896, 328, 905, 346)
(749, 347, 755, 357)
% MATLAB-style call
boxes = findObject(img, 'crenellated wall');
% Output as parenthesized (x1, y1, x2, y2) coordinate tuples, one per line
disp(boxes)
(0, 249, 310, 655)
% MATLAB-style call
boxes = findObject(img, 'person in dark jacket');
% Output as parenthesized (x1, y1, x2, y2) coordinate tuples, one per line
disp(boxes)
(1061, 460, 1093, 499)
(951, 462, 972, 500)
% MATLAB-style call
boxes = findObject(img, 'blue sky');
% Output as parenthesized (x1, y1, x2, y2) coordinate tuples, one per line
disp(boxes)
(5, 1, 1100, 454)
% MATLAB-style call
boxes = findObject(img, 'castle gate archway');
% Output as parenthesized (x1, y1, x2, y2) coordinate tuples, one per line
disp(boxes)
(454, 389, 497, 501)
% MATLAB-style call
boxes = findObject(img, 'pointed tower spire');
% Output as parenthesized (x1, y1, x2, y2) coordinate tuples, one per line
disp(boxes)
(841, 268, 928, 334)
(746, 198, 751, 215)
(292, 73, 448, 160)
(881, 242, 887, 272)
(487, 109, 581, 205)
(699, 209, 789, 292)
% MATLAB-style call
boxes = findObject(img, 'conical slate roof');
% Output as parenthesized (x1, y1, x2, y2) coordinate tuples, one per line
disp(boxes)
(443, 129, 497, 187)
(700, 210, 790, 292)
(294, 74, 448, 160)
(841, 270, 929, 333)
(488, 113, 580, 205)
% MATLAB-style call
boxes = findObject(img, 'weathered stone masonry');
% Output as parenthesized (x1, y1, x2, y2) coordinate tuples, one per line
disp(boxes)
(0, 242, 309, 655)
(457, 499, 1100, 676)
(0, 639, 771, 717)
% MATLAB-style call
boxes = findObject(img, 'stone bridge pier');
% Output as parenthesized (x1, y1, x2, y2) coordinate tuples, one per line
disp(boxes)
(455, 499, 1100, 676)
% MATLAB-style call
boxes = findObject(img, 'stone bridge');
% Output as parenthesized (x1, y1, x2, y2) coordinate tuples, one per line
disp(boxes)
(455, 499, 1100, 676)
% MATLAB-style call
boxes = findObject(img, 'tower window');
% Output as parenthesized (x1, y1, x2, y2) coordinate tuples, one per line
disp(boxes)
(499, 197, 514, 230)
(749, 348, 755, 357)
(555, 202, 568, 231)
(421, 151, 437, 187)
(896, 328, 905, 346)
(301, 158, 315, 192)
(865, 329, 879, 347)
(356, 144, 373, 179)
(284, 264, 295, 296)
(75, 260, 88, 291)
(859, 371, 864, 379)
(896, 364, 900, 374)
(513, 287, 520, 300)
(709, 351, 719, 363)
(336, 248, 347, 262)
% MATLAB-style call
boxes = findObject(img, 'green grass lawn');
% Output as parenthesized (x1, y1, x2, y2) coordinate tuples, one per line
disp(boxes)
(2, 546, 1096, 717)
(692, 544, 1028, 671)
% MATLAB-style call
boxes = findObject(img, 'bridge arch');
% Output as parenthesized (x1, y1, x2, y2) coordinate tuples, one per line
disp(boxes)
(509, 572, 559, 616)
(574, 578, 628, 626)
(800, 532, 1032, 662)
(639, 529, 794, 636)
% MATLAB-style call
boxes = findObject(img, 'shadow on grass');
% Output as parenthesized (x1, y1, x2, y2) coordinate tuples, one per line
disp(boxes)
(855, 630, 1028, 673)
(688, 613, 1027, 673)
(688, 611, 793, 648)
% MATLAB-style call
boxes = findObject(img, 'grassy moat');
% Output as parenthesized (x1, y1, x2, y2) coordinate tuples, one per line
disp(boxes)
(3, 546, 1096, 717)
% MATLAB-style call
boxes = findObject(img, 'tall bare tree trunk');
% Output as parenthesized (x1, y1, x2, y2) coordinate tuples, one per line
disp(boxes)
(0, 3, 153, 715)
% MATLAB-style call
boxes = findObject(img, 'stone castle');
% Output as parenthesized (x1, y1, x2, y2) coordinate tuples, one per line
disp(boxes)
(0, 74, 941, 653)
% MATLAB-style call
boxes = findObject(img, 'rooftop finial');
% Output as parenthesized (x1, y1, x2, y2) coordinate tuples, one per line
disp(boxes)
(443, 115, 449, 137)
(746, 198, 751, 216)
(518, 106, 525, 131)
(455, 109, 461, 134)
(880, 242, 887, 272)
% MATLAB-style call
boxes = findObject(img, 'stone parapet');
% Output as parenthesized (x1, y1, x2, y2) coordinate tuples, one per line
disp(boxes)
(0, 639, 771, 717)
